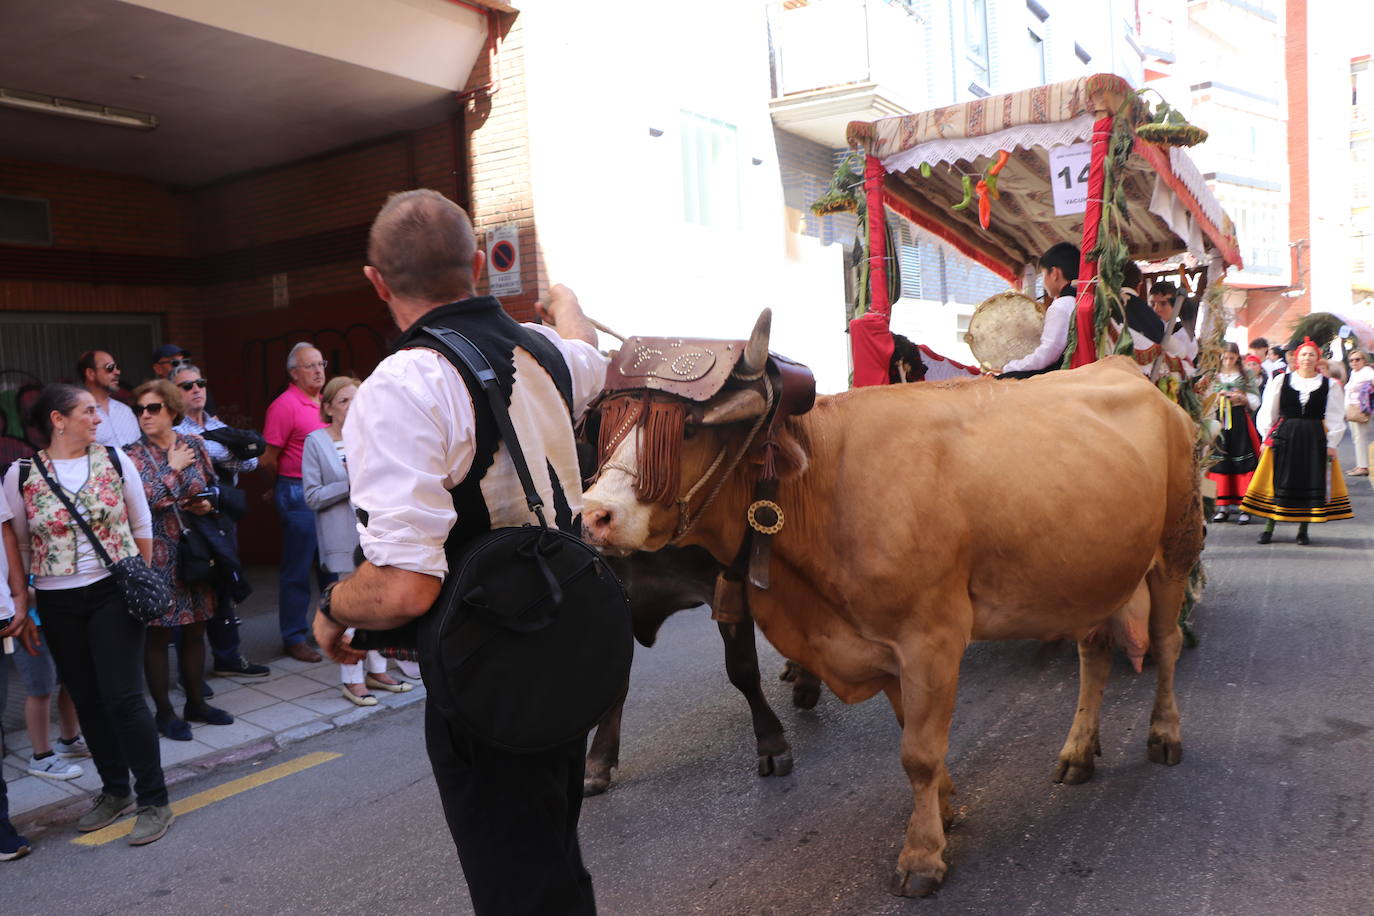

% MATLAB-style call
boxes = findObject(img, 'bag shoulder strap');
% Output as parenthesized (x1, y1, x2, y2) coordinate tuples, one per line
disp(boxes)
(105, 445, 123, 480)
(31, 455, 117, 570)
(420, 325, 548, 527)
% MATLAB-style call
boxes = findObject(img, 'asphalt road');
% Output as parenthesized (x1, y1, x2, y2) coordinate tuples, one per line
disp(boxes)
(5, 466, 1372, 915)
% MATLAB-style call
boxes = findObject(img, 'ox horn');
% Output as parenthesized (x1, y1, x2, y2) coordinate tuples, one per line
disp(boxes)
(699, 388, 768, 426)
(735, 308, 772, 379)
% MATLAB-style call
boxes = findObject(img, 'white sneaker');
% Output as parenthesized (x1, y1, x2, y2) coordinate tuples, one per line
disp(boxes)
(55, 736, 91, 759)
(27, 753, 83, 780)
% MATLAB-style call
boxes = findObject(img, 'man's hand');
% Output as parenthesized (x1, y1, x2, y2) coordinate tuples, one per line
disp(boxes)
(538, 284, 598, 347)
(313, 614, 364, 664)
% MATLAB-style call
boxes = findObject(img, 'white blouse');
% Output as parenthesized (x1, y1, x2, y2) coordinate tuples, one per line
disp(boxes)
(1255, 373, 1346, 449)
(2, 450, 153, 590)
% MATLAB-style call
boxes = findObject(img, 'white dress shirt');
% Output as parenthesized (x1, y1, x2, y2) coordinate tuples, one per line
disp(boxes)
(344, 324, 607, 579)
(1256, 372, 1346, 449)
(94, 396, 141, 448)
(1002, 294, 1075, 373)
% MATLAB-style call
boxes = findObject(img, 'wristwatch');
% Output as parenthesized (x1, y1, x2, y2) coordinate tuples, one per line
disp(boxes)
(318, 581, 339, 623)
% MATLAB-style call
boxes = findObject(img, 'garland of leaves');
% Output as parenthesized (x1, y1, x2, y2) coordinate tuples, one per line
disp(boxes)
(811, 152, 902, 324)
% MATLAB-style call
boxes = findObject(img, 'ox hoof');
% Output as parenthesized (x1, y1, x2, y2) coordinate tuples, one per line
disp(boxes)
(757, 751, 794, 778)
(583, 770, 614, 797)
(791, 681, 821, 710)
(1147, 736, 1183, 766)
(1052, 759, 1095, 785)
(888, 869, 943, 898)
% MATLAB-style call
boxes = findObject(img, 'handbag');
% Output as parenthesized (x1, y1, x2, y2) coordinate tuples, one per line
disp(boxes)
(353, 325, 634, 753)
(31, 455, 170, 624)
(1346, 403, 1370, 424)
(173, 506, 217, 586)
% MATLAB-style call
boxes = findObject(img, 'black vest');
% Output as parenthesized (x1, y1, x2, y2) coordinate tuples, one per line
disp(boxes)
(1277, 372, 1328, 421)
(388, 297, 579, 554)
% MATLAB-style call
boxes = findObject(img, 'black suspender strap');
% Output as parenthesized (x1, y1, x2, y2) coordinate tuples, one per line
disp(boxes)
(420, 325, 549, 528)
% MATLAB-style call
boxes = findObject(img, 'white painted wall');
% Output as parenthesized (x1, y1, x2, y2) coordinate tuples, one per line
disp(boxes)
(520, 0, 849, 392)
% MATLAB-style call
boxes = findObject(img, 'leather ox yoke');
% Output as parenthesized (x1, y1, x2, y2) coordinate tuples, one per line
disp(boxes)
(593, 331, 817, 623)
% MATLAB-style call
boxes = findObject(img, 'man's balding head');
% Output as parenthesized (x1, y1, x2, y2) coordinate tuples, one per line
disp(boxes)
(367, 189, 479, 304)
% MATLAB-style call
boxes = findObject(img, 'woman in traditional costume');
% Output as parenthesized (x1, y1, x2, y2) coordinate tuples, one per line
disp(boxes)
(1208, 343, 1261, 525)
(1241, 338, 1353, 544)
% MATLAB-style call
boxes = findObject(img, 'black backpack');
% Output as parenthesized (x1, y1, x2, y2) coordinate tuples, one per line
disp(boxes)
(356, 326, 633, 754)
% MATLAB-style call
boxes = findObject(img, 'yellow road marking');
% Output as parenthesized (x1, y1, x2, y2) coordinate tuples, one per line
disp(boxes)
(72, 751, 342, 847)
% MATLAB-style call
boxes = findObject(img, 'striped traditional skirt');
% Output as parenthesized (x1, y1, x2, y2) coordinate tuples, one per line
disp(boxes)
(1206, 406, 1261, 506)
(1240, 418, 1353, 523)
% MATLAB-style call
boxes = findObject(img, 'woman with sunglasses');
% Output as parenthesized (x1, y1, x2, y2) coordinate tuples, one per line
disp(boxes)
(124, 380, 233, 739)
(2, 384, 173, 845)
(1345, 350, 1374, 477)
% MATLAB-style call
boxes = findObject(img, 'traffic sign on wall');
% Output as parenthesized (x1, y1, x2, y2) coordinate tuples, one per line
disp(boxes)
(486, 225, 522, 297)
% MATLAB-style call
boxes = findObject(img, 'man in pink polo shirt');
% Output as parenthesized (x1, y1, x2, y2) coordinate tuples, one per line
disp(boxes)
(262, 343, 329, 662)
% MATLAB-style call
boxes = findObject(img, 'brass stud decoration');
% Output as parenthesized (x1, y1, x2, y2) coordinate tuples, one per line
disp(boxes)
(747, 499, 784, 535)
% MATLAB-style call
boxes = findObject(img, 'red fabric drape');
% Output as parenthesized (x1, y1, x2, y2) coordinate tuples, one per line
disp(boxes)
(850, 311, 895, 387)
(865, 154, 890, 318)
(850, 155, 895, 387)
(1070, 113, 1114, 368)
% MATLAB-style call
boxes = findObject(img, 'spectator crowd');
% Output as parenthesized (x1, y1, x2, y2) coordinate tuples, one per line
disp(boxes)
(1, 340, 418, 858)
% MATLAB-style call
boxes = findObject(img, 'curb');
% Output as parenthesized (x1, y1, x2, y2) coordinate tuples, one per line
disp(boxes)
(12, 689, 424, 836)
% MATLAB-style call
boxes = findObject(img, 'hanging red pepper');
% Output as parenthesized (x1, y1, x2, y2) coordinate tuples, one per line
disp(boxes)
(984, 149, 1010, 200)
(975, 179, 991, 229)
(951, 175, 974, 210)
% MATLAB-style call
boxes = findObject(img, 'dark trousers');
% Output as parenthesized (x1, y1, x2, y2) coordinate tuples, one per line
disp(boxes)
(425, 704, 595, 915)
(206, 521, 243, 667)
(275, 477, 320, 647)
(38, 578, 168, 807)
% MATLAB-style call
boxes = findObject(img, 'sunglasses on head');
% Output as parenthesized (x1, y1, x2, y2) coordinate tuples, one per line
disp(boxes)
(133, 402, 164, 416)
(178, 379, 208, 390)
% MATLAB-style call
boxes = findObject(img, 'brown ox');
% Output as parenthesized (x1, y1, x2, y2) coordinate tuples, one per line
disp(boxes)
(581, 312, 1203, 897)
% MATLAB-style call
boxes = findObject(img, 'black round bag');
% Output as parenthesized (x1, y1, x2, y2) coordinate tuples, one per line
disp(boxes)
(418, 525, 633, 753)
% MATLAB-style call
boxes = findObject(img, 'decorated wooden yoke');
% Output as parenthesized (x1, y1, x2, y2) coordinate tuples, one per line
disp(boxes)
(591, 310, 815, 623)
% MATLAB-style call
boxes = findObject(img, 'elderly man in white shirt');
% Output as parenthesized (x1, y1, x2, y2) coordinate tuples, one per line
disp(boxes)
(1000, 242, 1080, 378)
(312, 189, 605, 915)
(76, 350, 140, 447)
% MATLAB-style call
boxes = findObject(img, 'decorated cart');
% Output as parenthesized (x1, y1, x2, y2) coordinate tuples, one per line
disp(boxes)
(832, 73, 1241, 388)
(827, 75, 1244, 642)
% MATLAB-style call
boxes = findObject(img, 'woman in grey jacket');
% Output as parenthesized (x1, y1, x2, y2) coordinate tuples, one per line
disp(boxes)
(301, 377, 413, 706)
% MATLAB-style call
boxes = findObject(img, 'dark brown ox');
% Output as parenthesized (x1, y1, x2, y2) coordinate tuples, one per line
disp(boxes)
(581, 311, 1203, 897)
(586, 547, 823, 796)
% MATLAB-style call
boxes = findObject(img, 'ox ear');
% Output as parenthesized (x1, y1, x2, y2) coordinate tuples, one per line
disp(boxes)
(736, 309, 772, 379)
(698, 388, 768, 426)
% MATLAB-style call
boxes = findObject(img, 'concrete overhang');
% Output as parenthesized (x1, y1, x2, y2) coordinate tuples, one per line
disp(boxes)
(0, 0, 497, 185)
(770, 82, 908, 149)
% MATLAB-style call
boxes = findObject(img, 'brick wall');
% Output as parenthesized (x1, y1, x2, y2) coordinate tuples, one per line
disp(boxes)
(1282, 0, 1310, 325)
(465, 12, 542, 321)
(0, 9, 538, 375)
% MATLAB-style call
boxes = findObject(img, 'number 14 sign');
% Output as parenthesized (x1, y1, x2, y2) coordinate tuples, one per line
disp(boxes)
(1048, 142, 1092, 216)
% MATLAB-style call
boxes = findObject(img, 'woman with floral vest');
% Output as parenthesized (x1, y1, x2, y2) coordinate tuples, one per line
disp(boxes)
(125, 379, 234, 741)
(2, 384, 173, 846)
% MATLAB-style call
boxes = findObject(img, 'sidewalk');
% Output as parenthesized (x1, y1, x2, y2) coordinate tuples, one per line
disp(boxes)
(1, 566, 424, 826)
